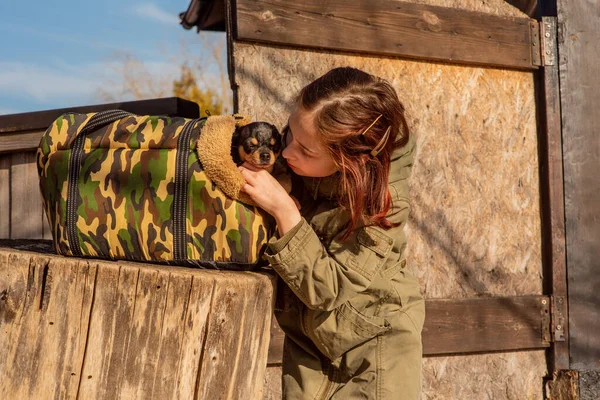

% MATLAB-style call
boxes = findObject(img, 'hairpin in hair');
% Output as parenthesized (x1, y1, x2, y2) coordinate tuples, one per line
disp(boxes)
(360, 114, 383, 136)
(370, 126, 392, 157)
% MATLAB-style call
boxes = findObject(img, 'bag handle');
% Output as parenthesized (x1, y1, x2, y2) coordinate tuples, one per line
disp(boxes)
(70, 109, 134, 147)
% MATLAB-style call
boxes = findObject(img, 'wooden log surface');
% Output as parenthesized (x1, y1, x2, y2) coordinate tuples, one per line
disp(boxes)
(0, 245, 275, 399)
(236, 0, 539, 70)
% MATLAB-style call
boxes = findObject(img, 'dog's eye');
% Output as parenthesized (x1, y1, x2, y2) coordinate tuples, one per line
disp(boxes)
(244, 138, 258, 148)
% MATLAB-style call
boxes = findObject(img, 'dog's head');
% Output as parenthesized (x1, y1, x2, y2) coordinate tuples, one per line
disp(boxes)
(233, 122, 282, 169)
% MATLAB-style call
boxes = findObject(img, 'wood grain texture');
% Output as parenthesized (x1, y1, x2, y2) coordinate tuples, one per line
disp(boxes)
(0, 155, 9, 238)
(557, 0, 600, 371)
(10, 152, 43, 239)
(0, 253, 96, 398)
(0, 247, 275, 399)
(267, 295, 549, 362)
(0, 131, 45, 154)
(236, 0, 538, 69)
(536, 17, 569, 372)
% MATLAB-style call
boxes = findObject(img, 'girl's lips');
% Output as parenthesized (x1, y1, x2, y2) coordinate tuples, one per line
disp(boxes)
(287, 161, 296, 169)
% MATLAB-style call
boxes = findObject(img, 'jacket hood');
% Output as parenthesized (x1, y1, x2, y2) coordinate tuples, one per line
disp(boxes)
(388, 133, 416, 185)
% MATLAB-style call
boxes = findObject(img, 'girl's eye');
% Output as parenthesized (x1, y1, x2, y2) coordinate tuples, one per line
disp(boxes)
(302, 148, 314, 158)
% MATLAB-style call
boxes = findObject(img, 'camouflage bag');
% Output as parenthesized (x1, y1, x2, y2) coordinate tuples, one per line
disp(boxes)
(37, 110, 274, 270)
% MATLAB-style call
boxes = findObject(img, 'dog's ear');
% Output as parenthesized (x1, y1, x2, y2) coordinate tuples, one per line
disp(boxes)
(232, 126, 240, 140)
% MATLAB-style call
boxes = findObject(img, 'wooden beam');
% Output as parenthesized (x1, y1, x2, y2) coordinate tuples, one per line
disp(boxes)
(535, 17, 569, 372)
(0, 97, 200, 134)
(0, 131, 45, 155)
(267, 295, 549, 364)
(235, 0, 540, 70)
(422, 296, 549, 355)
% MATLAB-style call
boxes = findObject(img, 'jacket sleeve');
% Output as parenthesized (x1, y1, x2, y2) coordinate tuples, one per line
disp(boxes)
(263, 208, 407, 311)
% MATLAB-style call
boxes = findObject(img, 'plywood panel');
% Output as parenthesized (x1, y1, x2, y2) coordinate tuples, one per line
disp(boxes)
(233, 42, 542, 299)
(10, 152, 43, 239)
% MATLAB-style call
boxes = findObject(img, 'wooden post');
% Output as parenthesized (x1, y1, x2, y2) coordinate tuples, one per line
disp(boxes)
(536, 16, 569, 372)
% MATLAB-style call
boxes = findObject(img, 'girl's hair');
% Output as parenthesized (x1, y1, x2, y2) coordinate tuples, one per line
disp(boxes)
(297, 66, 410, 238)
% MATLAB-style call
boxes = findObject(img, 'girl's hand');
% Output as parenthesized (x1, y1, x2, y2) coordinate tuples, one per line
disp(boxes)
(238, 165, 301, 235)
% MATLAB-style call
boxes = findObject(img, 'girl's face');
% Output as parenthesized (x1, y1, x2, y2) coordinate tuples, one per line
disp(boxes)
(282, 106, 339, 178)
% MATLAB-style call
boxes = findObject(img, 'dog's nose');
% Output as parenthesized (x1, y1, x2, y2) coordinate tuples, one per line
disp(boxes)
(260, 152, 271, 162)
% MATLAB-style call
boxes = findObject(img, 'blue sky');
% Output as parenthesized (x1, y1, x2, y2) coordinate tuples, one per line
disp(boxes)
(0, 1, 225, 115)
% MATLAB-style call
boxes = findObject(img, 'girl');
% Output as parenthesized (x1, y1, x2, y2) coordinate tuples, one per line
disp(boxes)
(239, 67, 424, 399)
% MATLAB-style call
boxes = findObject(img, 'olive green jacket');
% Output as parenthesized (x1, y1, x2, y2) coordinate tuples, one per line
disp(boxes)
(264, 136, 424, 363)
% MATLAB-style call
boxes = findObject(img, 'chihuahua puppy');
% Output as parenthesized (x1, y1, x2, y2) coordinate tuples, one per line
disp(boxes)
(232, 122, 282, 173)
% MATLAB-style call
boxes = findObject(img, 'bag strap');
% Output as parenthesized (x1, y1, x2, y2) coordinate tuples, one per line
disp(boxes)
(66, 110, 133, 257)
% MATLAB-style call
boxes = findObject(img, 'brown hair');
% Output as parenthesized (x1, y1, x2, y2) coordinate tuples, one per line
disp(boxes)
(297, 67, 410, 238)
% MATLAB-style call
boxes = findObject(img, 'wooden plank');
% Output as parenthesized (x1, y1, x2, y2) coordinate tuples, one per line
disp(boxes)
(10, 152, 43, 240)
(267, 315, 285, 365)
(536, 17, 569, 372)
(557, 0, 600, 371)
(267, 295, 550, 363)
(421, 296, 549, 355)
(0, 155, 9, 238)
(196, 274, 271, 400)
(77, 263, 139, 398)
(0, 252, 96, 398)
(0, 97, 200, 134)
(227, 275, 274, 399)
(0, 130, 45, 155)
(235, 0, 539, 70)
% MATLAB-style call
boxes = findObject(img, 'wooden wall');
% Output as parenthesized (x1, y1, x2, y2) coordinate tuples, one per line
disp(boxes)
(0, 150, 49, 240)
(229, 0, 552, 398)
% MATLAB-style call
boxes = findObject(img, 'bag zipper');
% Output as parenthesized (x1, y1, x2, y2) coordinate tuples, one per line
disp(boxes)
(173, 118, 201, 260)
(66, 110, 132, 256)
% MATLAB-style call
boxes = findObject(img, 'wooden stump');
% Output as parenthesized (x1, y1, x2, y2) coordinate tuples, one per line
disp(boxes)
(0, 245, 275, 399)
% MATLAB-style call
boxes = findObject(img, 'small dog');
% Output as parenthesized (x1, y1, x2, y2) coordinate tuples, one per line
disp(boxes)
(232, 122, 282, 173)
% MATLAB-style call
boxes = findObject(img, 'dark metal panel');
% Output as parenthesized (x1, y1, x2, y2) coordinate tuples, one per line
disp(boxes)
(557, 0, 600, 371)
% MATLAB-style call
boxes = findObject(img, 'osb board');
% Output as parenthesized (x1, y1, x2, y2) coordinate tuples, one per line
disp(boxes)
(262, 351, 547, 399)
(404, 0, 525, 17)
(233, 43, 542, 299)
